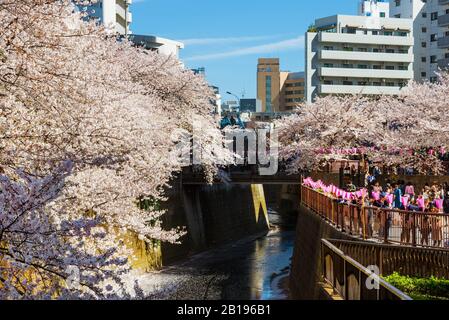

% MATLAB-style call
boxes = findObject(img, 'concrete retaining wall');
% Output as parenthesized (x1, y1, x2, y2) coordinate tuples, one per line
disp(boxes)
(289, 204, 354, 300)
(160, 183, 271, 265)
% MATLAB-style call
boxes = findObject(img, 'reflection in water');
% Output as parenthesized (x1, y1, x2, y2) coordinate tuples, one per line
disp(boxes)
(220, 226, 295, 300)
(145, 211, 297, 300)
(166, 212, 296, 300)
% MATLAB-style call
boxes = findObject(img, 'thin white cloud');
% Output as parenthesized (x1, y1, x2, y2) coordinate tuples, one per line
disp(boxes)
(179, 35, 281, 46)
(184, 36, 305, 62)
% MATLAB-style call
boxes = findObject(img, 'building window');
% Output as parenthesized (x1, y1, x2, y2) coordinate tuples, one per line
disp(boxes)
(430, 55, 437, 63)
(395, 0, 400, 6)
(380, 12, 386, 18)
(421, 72, 427, 77)
(431, 12, 438, 21)
(422, 42, 427, 48)
(431, 34, 437, 42)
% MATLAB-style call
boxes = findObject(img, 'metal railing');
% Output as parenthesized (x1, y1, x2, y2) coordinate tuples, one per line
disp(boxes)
(302, 185, 449, 249)
(329, 239, 449, 279)
(321, 239, 412, 300)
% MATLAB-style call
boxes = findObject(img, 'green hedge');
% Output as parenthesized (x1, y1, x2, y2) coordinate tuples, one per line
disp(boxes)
(384, 273, 449, 300)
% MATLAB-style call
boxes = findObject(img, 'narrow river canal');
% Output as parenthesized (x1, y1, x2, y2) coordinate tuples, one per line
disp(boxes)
(139, 211, 296, 300)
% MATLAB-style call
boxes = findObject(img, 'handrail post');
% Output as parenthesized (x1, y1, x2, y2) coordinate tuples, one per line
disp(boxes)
(350, 206, 354, 235)
(384, 210, 389, 244)
(412, 213, 417, 247)
(362, 205, 367, 240)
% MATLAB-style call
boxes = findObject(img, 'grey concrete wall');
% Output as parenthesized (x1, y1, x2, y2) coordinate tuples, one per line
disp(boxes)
(289, 204, 354, 300)
(161, 182, 270, 265)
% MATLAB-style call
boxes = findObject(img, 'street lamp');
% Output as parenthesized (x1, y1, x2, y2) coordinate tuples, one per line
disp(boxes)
(226, 91, 240, 113)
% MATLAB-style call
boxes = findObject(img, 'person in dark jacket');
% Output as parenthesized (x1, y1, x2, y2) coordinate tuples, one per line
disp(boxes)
(444, 192, 449, 214)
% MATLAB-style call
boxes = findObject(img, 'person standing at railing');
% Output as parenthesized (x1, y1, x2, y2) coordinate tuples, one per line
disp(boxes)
(429, 203, 443, 247)
(405, 182, 415, 197)
(393, 184, 403, 210)
(364, 197, 374, 238)
(444, 192, 449, 214)
(401, 212, 412, 245)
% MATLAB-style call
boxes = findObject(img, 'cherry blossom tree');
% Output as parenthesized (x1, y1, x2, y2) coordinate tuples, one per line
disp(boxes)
(277, 73, 449, 175)
(0, 0, 232, 298)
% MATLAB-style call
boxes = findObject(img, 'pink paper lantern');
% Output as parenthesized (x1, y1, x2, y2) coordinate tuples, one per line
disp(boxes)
(386, 194, 393, 205)
(417, 198, 425, 210)
(401, 197, 409, 208)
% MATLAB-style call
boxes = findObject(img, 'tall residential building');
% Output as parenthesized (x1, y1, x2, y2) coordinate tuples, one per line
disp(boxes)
(257, 59, 305, 112)
(359, 0, 390, 18)
(389, 0, 449, 82)
(77, 0, 132, 35)
(305, 15, 414, 102)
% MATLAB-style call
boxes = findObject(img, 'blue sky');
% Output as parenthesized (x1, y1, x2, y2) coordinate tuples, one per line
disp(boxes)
(131, 0, 358, 100)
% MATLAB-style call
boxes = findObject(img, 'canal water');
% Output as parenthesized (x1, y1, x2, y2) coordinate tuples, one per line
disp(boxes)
(139, 211, 296, 300)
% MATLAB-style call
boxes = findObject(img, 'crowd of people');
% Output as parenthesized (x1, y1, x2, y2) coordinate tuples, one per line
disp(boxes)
(345, 180, 449, 247)
(361, 181, 449, 215)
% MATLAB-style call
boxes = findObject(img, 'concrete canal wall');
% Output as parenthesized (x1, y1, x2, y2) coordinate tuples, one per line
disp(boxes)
(160, 183, 272, 266)
(289, 204, 354, 300)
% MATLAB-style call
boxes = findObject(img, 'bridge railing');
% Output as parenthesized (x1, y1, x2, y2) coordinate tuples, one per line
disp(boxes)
(321, 239, 412, 300)
(302, 185, 449, 249)
(328, 239, 449, 279)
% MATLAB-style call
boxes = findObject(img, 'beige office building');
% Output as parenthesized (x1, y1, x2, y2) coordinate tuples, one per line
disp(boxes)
(257, 58, 305, 112)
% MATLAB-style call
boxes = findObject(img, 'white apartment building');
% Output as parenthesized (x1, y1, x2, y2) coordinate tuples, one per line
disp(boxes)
(77, 0, 132, 35)
(305, 15, 414, 102)
(359, 0, 390, 18)
(389, 0, 449, 82)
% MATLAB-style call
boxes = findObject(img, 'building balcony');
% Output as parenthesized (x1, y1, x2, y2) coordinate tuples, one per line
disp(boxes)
(319, 50, 413, 63)
(319, 32, 414, 46)
(116, 3, 126, 19)
(318, 84, 403, 95)
(318, 67, 413, 79)
(439, 0, 449, 5)
(438, 36, 449, 49)
(438, 13, 449, 27)
(127, 12, 132, 23)
(438, 57, 449, 70)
